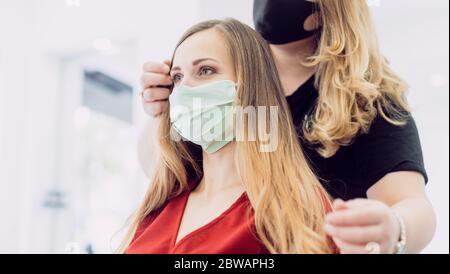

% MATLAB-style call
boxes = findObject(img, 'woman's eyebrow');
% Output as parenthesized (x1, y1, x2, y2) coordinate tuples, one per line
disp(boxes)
(170, 58, 219, 73)
(192, 58, 218, 66)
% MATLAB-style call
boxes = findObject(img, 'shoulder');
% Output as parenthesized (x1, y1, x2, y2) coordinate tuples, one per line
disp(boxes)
(367, 111, 418, 136)
(353, 112, 422, 152)
(350, 112, 428, 186)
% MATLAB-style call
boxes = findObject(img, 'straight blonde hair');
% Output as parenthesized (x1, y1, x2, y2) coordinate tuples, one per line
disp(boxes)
(304, 0, 410, 157)
(118, 18, 332, 254)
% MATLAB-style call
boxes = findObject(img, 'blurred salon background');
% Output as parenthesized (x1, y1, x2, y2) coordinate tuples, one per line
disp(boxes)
(0, 0, 448, 254)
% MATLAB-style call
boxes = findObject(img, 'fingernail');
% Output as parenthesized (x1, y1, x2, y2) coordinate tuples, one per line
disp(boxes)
(333, 199, 344, 205)
(325, 214, 335, 222)
(324, 224, 335, 234)
(143, 91, 151, 101)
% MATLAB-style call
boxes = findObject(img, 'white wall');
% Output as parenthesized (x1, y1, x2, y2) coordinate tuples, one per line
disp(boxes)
(371, 0, 449, 254)
(0, 0, 202, 253)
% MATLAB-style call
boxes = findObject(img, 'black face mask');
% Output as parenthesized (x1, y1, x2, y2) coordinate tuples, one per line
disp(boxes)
(253, 0, 319, 45)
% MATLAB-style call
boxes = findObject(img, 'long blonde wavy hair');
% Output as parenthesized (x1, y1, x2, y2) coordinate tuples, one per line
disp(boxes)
(118, 18, 331, 254)
(304, 0, 410, 157)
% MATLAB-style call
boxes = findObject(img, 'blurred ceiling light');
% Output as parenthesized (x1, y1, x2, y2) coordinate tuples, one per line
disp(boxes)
(74, 106, 91, 130)
(93, 38, 118, 55)
(66, 0, 81, 8)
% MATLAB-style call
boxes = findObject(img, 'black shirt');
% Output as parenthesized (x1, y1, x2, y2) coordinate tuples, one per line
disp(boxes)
(286, 75, 428, 200)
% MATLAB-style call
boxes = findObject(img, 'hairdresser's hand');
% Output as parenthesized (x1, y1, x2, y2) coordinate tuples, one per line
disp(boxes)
(324, 199, 400, 254)
(140, 60, 173, 117)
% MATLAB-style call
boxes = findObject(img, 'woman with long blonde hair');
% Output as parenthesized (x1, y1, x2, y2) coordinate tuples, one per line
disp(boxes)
(122, 18, 334, 254)
(139, 0, 435, 254)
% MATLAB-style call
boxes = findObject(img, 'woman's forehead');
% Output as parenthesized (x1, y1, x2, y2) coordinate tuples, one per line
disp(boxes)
(173, 29, 230, 67)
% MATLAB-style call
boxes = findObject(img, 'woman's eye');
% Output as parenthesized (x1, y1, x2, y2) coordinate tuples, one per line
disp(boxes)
(172, 74, 183, 84)
(199, 66, 216, 76)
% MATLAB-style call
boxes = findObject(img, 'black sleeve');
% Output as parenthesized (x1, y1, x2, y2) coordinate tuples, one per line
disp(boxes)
(352, 113, 428, 190)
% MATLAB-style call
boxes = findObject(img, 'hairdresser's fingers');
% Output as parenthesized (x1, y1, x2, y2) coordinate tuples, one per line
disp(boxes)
(163, 60, 172, 67)
(343, 198, 374, 208)
(333, 237, 380, 254)
(142, 61, 170, 74)
(140, 72, 173, 89)
(325, 206, 383, 226)
(332, 199, 348, 211)
(324, 224, 384, 244)
(142, 100, 169, 117)
(141, 88, 172, 102)
(140, 61, 172, 117)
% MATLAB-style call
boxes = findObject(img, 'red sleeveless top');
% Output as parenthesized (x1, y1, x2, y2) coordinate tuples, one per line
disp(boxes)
(126, 179, 335, 254)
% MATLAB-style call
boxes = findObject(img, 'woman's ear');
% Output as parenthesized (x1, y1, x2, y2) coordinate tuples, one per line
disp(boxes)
(304, 11, 322, 31)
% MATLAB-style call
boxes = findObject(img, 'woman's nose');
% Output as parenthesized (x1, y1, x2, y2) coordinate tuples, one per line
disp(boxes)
(179, 76, 207, 88)
(179, 78, 196, 88)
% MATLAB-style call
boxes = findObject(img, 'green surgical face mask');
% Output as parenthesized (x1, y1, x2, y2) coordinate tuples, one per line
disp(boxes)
(169, 80, 237, 154)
